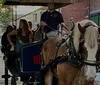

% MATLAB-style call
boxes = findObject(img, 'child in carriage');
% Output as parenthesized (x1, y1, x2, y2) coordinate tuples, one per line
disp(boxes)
(1, 25, 15, 53)
(1, 25, 17, 64)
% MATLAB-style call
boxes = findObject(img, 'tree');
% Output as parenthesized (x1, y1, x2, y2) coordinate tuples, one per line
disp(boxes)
(0, 0, 12, 32)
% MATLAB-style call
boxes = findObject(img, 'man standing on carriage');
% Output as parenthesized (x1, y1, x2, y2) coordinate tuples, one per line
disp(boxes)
(40, 0, 69, 38)
(40, 1, 69, 85)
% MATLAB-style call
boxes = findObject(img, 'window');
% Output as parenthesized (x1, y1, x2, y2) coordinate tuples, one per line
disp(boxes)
(40, 12, 42, 16)
(90, 14, 99, 25)
(98, 13, 100, 26)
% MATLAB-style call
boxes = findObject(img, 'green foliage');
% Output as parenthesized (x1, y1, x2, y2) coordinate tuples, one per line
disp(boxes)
(0, 0, 3, 3)
(0, 0, 12, 32)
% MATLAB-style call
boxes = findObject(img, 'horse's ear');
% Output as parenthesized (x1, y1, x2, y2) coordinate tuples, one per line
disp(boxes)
(98, 27, 100, 34)
(78, 23, 86, 35)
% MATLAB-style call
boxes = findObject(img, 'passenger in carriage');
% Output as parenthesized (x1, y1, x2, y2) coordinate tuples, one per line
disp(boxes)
(28, 21, 35, 41)
(7, 19, 33, 53)
(34, 24, 44, 42)
(1, 25, 14, 53)
(40, 1, 69, 38)
(28, 21, 34, 31)
(1, 25, 17, 66)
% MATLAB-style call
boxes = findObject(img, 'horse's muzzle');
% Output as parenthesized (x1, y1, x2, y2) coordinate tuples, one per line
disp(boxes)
(85, 75, 96, 81)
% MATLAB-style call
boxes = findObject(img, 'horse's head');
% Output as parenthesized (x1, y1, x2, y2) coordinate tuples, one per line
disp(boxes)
(73, 20, 100, 81)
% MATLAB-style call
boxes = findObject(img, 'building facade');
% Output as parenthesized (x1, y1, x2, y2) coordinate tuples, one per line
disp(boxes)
(61, 2, 88, 28)
(32, 7, 47, 30)
(15, 6, 47, 30)
(61, 0, 100, 72)
(61, 0, 100, 27)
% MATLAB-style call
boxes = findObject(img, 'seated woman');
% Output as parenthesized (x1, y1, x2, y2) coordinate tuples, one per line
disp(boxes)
(7, 19, 33, 76)
(7, 19, 33, 53)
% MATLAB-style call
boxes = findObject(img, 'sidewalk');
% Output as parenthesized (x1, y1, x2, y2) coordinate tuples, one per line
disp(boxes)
(0, 53, 5, 85)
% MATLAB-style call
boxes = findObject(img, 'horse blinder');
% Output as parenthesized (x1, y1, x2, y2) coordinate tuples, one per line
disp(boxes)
(78, 23, 86, 35)
(98, 27, 100, 34)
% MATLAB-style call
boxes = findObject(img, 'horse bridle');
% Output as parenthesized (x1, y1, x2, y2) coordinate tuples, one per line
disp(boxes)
(83, 22, 99, 29)
(52, 23, 99, 68)
(79, 23, 99, 66)
(65, 23, 100, 68)
(79, 38, 97, 66)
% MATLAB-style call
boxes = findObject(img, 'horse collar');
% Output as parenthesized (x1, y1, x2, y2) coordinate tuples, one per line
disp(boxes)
(67, 34, 84, 68)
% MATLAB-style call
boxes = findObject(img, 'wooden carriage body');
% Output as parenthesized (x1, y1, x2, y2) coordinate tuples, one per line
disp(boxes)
(21, 42, 42, 73)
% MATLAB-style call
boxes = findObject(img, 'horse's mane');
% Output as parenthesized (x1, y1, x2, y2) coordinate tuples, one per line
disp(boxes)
(73, 19, 98, 53)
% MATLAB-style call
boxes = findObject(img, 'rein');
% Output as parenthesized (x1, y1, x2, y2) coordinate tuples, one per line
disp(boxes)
(44, 25, 62, 34)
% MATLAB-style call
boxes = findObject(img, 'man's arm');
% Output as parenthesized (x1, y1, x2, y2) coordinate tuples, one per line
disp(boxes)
(40, 12, 47, 27)
(40, 21, 47, 27)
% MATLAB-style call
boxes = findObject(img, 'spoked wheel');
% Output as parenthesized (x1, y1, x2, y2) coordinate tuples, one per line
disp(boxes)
(23, 82, 32, 85)
(23, 82, 40, 85)
(11, 76, 17, 85)
(23, 83, 26, 85)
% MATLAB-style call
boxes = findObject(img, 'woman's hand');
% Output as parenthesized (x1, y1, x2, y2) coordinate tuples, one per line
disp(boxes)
(19, 40, 25, 45)
(10, 46, 15, 51)
(10, 42, 15, 47)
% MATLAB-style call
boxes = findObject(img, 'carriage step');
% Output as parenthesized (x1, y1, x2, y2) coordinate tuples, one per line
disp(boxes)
(2, 74, 10, 78)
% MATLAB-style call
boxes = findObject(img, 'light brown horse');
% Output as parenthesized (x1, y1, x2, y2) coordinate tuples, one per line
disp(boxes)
(42, 19, 100, 85)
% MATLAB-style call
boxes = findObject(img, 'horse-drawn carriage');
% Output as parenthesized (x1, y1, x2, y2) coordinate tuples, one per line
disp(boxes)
(2, 20, 100, 85)
(2, 0, 100, 85)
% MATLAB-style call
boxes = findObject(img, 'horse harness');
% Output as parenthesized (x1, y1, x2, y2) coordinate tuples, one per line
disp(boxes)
(55, 32, 84, 68)
(44, 23, 100, 71)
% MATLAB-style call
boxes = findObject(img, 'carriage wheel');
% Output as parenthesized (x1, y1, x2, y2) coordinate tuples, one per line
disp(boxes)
(23, 82, 31, 85)
(23, 82, 39, 85)
(23, 83, 27, 85)
(23, 83, 25, 85)
(11, 76, 17, 85)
